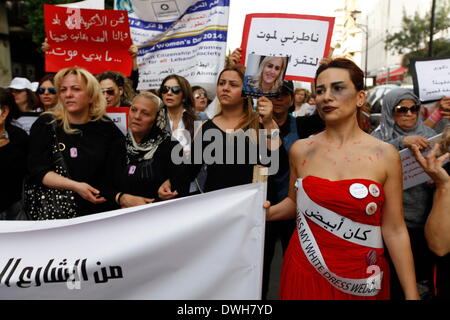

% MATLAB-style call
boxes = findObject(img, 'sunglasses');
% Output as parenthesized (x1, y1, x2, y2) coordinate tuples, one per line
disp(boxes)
(102, 89, 116, 96)
(194, 93, 206, 99)
(37, 87, 56, 95)
(10, 88, 26, 94)
(161, 86, 181, 95)
(393, 104, 420, 114)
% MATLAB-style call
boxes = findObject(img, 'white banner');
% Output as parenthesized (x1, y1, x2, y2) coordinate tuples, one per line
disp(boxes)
(115, 0, 229, 90)
(241, 14, 335, 82)
(0, 183, 266, 300)
(411, 57, 450, 102)
(57, 0, 104, 9)
(400, 133, 449, 190)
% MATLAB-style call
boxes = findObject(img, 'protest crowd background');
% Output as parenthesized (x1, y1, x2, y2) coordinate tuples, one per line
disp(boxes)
(0, 0, 449, 301)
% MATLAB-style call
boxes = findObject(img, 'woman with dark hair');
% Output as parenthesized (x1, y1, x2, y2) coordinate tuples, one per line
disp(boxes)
(97, 70, 135, 108)
(191, 85, 211, 113)
(157, 75, 209, 194)
(0, 88, 29, 219)
(159, 65, 281, 198)
(36, 73, 58, 111)
(267, 58, 419, 300)
(8, 77, 40, 134)
(158, 74, 198, 140)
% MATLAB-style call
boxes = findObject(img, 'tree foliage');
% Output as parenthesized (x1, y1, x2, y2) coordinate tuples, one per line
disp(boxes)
(401, 39, 450, 68)
(23, 0, 115, 51)
(385, 1, 450, 55)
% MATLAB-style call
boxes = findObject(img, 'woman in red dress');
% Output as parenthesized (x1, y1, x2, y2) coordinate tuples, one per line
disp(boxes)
(267, 58, 419, 300)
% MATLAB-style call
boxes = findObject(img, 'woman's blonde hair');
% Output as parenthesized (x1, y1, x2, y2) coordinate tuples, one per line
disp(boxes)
(255, 56, 287, 93)
(47, 66, 107, 134)
(216, 65, 258, 132)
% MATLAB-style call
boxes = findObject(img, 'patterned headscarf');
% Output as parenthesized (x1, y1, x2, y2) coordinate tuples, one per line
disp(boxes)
(125, 102, 170, 164)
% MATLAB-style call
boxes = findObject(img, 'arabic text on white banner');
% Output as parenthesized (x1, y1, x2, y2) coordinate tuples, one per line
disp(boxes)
(0, 183, 266, 299)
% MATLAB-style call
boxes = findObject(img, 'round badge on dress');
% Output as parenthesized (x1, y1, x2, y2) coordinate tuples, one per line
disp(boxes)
(365, 202, 378, 215)
(349, 183, 369, 199)
(369, 184, 380, 197)
(366, 249, 378, 266)
(70, 147, 78, 158)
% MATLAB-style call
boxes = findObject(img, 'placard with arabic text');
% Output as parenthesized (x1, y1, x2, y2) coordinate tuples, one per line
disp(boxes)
(240, 13, 334, 83)
(44, 5, 132, 76)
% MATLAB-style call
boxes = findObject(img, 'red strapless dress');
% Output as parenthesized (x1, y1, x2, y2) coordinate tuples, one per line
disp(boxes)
(279, 176, 390, 300)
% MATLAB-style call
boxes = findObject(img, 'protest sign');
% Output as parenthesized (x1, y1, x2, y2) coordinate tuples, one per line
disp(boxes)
(115, 0, 229, 90)
(44, 5, 132, 76)
(241, 13, 334, 82)
(106, 107, 129, 135)
(0, 183, 266, 299)
(400, 133, 449, 190)
(57, 0, 104, 9)
(411, 56, 450, 103)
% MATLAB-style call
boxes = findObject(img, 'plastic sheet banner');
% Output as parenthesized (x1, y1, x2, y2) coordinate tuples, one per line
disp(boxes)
(44, 4, 132, 76)
(0, 183, 266, 300)
(115, 0, 229, 90)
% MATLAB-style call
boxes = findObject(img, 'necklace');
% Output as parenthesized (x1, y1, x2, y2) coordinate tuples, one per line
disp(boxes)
(0, 130, 8, 139)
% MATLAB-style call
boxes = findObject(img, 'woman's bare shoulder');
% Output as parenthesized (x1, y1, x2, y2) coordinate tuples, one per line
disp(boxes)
(290, 133, 324, 157)
(364, 133, 400, 161)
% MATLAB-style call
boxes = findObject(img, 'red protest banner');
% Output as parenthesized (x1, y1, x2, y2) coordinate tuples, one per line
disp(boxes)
(44, 4, 132, 76)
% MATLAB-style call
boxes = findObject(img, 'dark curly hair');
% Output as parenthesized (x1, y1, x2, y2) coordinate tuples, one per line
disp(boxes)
(0, 87, 20, 126)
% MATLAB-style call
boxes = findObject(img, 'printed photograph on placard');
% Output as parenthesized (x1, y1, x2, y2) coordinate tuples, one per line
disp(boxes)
(242, 54, 289, 98)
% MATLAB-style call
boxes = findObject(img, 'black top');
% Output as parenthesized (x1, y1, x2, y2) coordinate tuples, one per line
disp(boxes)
(293, 113, 325, 139)
(267, 113, 325, 204)
(0, 124, 29, 211)
(106, 133, 190, 205)
(436, 253, 450, 299)
(190, 120, 278, 192)
(28, 114, 124, 216)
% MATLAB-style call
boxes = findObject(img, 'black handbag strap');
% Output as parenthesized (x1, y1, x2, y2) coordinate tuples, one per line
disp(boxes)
(49, 119, 72, 179)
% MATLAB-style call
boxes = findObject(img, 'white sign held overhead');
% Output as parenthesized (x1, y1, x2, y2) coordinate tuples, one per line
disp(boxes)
(411, 57, 450, 102)
(57, 0, 105, 9)
(115, 0, 230, 90)
(241, 13, 335, 83)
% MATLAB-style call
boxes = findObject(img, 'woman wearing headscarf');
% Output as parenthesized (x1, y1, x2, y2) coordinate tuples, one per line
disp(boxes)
(371, 88, 436, 151)
(371, 88, 437, 299)
(105, 92, 189, 208)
